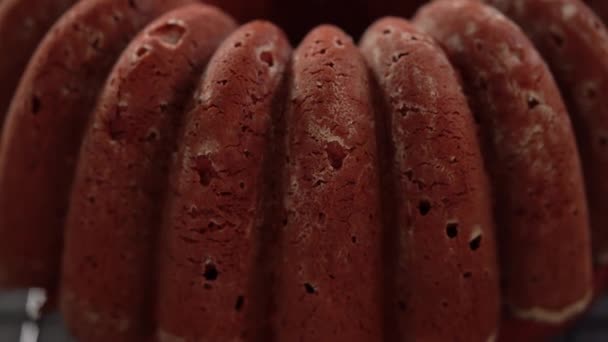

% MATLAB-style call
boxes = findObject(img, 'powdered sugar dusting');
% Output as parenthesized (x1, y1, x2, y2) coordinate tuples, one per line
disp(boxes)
(508, 290, 592, 324)
(562, 3, 578, 21)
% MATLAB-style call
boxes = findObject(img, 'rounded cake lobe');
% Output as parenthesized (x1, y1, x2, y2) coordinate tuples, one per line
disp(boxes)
(0, 0, 193, 291)
(59, 4, 236, 342)
(0, 0, 77, 127)
(360, 16, 500, 342)
(155, 20, 291, 342)
(415, 0, 593, 340)
(484, 0, 608, 292)
(270, 24, 385, 342)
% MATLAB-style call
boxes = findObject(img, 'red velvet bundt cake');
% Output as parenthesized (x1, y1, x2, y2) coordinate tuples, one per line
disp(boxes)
(60, 5, 236, 340)
(0, 0, 606, 341)
(415, 1, 594, 339)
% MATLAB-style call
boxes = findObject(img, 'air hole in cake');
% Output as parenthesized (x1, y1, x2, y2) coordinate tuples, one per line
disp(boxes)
(418, 199, 431, 216)
(404, 169, 414, 181)
(304, 283, 316, 294)
(334, 38, 344, 47)
(128, 0, 137, 9)
(239, 181, 245, 189)
(397, 300, 406, 311)
(441, 301, 448, 308)
(234, 41, 242, 48)
(135, 45, 149, 58)
(474, 40, 483, 51)
(478, 77, 488, 91)
(392, 52, 409, 62)
(111, 12, 122, 23)
(159, 103, 168, 112)
(203, 263, 219, 281)
(351, 236, 357, 244)
(527, 95, 540, 109)
(31, 95, 41, 114)
(585, 85, 597, 99)
(193, 155, 218, 186)
(235, 295, 245, 311)
(446, 221, 459, 238)
(318, 212, 326, 223)
(91, 36, 102, 50)
(550, 31, 564, 47)
(326, 141, 347, 170)
(463, 272, 472, 279)
(149, 21, 186, 46)
(107, 115, 126, 141)
(594, 20, 602, 30)
(259, 51, 274, 67)
(469, 235, 482, 251)
(146, 128, 159, 142)
(382, 29, 392, 35)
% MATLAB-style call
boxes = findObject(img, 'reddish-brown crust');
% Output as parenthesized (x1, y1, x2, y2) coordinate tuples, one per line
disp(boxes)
(155, 21, 291, 341)
(360, 17, 500, 342)
(415, 0, 593, 333)
(270, 25, 384, 341)
(0, 0, 192, 290)
(485, 0, 608, 288)
(0, 0, 77, 126)
(59, 4, 235, 342)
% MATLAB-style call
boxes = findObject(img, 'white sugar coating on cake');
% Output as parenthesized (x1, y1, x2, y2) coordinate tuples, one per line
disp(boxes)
(146, 18, 187, 46)
(562, 3, 578, 21)
(508, 290, 593, 324)
(62, 290, 131, 333)
(130, 43, 153, 64)
(446, 33, 464, 52)
(157, 329, 186, 342)
(469, 224, 483, 242)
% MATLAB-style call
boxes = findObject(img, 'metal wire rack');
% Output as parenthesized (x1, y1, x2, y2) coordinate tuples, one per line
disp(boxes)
(1, 289, 607, 341)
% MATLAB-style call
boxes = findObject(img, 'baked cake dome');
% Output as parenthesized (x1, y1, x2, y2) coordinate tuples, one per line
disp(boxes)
(0, 0, 606, 341)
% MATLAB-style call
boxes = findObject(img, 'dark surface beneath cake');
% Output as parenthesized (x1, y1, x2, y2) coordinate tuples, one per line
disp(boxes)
(0, 290, 606, 341)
